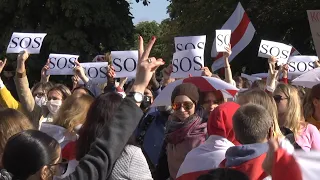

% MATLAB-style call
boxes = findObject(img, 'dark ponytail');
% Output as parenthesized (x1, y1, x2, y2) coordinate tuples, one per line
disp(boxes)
(2, 130, 60, 180)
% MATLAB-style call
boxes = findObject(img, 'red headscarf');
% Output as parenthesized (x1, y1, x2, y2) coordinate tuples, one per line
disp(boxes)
(207, 102, 240, 145)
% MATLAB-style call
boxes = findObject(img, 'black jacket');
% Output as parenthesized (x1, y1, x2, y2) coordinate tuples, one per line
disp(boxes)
(64, 97, 143, 180)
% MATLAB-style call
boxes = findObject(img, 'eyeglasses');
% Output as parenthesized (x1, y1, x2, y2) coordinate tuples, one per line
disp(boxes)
(172, 101, 194, 111)
(47, 158, 69, 176)
(273, 95, 288, 103)
(204, 100, 220, 105)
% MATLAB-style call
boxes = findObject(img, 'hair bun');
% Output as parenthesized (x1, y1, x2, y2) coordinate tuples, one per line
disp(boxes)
(0, 169, 12, 180)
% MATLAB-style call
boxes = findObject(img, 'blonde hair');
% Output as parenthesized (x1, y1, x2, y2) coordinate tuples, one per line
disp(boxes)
(54, 94, 94, 132)
(237, 89, 284, 139)
(0, 109, 34, 167)
(303, 89, 313, 120)
(274, 83, 305, 136)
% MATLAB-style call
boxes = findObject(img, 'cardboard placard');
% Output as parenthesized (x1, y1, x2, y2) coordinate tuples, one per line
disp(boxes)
(287, 56, 318, 75)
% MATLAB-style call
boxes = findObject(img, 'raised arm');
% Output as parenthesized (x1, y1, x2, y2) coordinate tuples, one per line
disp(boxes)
(223, 44, 235, 86)
(65, 36, 164, 180)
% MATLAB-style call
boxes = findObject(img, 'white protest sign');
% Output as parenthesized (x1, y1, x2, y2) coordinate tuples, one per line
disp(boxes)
(80, 62, 108, 83)
(93, 55, 106, 62)
(287, 56, 318, 75)
(307, 10, 320, 59)
(171, 49, 204, 78)
(111, 50, 138, 78)
(258, 40, 292, 65)
(47, 54, 79, 75)
(6, 33, 47, 54)
(241, 73, 262, 84)
(174, 35, 206, 52)
(215, 30, 231, 52)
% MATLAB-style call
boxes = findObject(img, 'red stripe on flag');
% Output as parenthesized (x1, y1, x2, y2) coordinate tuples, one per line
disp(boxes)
(214, 12, 251, 61)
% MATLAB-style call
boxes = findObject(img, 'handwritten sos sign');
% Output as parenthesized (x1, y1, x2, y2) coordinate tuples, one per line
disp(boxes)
(47, 54, 79, 75)
(171, 49, 204, 78)
(288, 56, 318, 75)
(258, 40, 292, 65)
(215, 30, 231, 52)
(174, 35, 206, 52)
(6, 33, 47, 54)
(80, 62, 108, 83)
(111, 51, 138, 78)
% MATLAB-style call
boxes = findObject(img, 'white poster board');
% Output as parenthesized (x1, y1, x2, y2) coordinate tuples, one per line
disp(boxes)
(258, 40, 292, 65)
(215, 30, 231, 52)
(6, 33, 47, 54)
(174, 35, 206, 52)
(307, 10, 320, 59)
(111, 50, 138, 78)
(80, 62, 108, 83)
(47, 54, 79, 75)
(287, 56, 318, 75)
(171, 49, 204, 78)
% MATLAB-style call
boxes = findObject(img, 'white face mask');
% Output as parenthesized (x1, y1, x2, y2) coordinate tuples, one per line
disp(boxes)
(35, 96, 47, 107)
(46, 100, 62, 115)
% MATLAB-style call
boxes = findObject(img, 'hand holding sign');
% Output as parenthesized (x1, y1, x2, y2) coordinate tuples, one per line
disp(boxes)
(7, 33, 47, 54)
(16, 50, 29, 74)
(40, 59, 50, 83)
(0, 58, 7, 74)
(174, 35, 206, 52)
(171, 49, 204, 78)
(111, 50, 138, 78)
(216, 30, 231, 52)
(201, 67, 213, 77)
(47, 54, 78, 75)
(107, 65, 116, 78)
(258, 40, 292, 65)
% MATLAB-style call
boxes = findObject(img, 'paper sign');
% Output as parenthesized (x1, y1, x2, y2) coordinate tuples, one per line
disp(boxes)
(47, 54, 79, 75)
(307, 10, 320, 59)
(258, 40, 292, 65)
(171, 49, 204, 78)
(288, 56, 318, 75)
(241, 73, 262, 83)
(216, 30, 231, 52)
(6, 32, 47, 54)
(80, 62, 108, 83)
(174, 35, 206, 52)
(111, 51, 138, 78)
(92, 55, 106, 62)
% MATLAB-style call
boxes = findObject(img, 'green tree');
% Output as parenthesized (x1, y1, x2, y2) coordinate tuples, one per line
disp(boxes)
(142, 0, 320, 75)
(0, 0, 135, 83)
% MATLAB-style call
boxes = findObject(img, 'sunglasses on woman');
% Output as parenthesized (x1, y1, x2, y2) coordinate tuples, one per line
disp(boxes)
(172, 101, 194, 111)
(47, 158, 69, 176)
(273, 95, 288, 103)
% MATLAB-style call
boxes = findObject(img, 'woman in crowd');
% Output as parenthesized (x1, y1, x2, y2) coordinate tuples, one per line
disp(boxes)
(303, 84, 320, 130)
(14, 52, 71, 128)
(40, 94, 94, 148)
(274, 83, 320, 151)
(0, 36, 163, 180)
(166, 83, 207, 179)
(0, 108, 34, 168)
(199, 90, 225, 122)
(63, 92, 152, 179)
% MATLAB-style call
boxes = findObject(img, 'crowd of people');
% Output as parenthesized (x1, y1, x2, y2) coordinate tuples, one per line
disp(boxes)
(0, 36, 319, 180)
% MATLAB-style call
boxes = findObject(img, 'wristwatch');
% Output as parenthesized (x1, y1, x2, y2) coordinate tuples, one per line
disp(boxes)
(127, 92, 144, 103)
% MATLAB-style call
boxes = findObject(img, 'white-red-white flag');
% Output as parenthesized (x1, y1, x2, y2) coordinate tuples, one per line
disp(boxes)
(290, 45, 301, 56)
(211, 2, 256, 71)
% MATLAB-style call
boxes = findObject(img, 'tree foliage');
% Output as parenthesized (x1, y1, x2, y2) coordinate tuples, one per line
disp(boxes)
(139, 0, 320, 75)
(0, 0, 135, 83)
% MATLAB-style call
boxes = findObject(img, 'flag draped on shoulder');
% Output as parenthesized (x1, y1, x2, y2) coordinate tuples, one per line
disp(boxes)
(211, 2, 256, 72)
